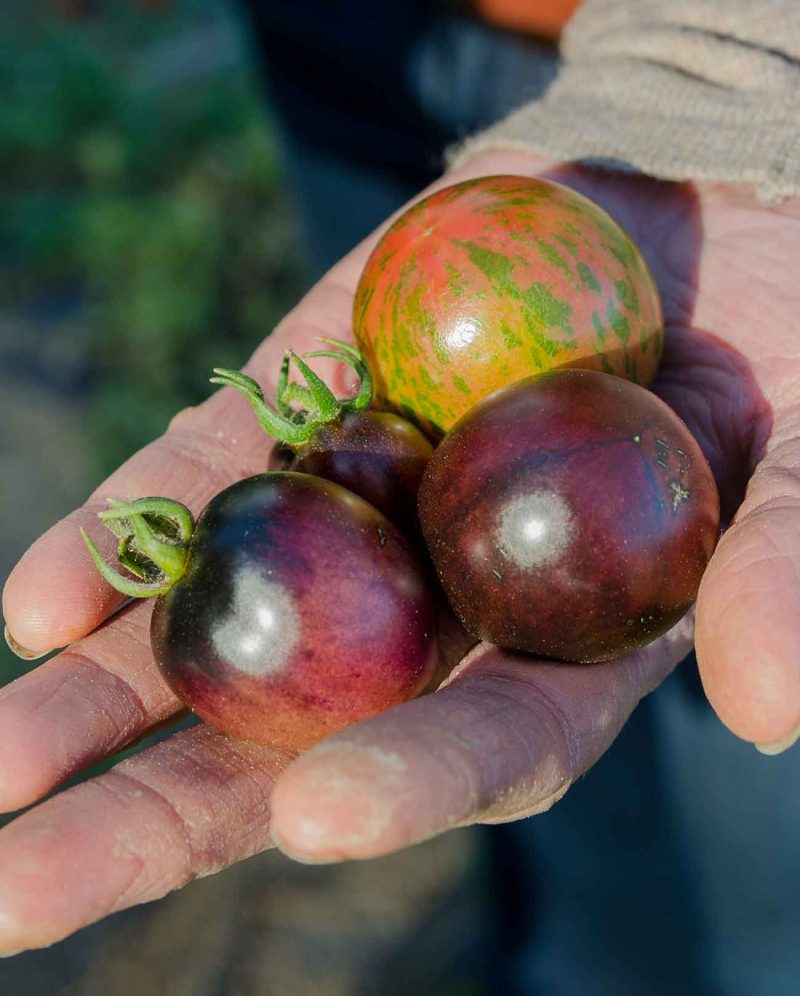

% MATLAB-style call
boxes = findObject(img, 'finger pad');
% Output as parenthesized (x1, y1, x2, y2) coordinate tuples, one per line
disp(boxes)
(697, 513, 800, 742)
(3, 510, 123, 653)
(271, 743, 419, 861)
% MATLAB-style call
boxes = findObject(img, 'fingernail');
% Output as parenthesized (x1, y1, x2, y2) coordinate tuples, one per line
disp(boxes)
(3, 626, 46, 662)
(270, 827, 343, 865)
(3, 626, 47, 661)
(755, 721, 800, 756)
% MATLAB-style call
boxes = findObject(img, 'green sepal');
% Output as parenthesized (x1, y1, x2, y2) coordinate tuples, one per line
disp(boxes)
(275, 351, 292, 417)
(303, 340, 372, 412)
(81, 497, 195, 599)
(117, 535, 152, 580)
(99, 496, 194, 546)
(82, 529, 175, 598)
(280, 382, 317, 413)
(126, 512, 187, 580)
(210, 368, 310, 445)
(211, 339, 373, 448)
(286, 351, 339, 422)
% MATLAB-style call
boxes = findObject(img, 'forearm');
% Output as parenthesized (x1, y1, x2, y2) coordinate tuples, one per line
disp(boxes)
(451, 0, 800, 201)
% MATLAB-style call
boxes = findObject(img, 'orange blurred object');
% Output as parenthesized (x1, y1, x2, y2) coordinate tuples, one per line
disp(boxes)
(473, 0, 582, 39)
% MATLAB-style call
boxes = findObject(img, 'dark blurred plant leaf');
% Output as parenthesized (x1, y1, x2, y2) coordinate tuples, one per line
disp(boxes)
(2, 5, 308, 476)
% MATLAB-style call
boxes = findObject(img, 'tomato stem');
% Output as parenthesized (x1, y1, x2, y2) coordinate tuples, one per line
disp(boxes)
(211, 339, 374, 448)
(81, 497, 195, 598)
(304, 338, 373, 412)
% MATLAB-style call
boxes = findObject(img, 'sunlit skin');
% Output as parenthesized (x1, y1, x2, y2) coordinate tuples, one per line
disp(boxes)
(419, 369, 720, 661)
(1, 149, 800, 952)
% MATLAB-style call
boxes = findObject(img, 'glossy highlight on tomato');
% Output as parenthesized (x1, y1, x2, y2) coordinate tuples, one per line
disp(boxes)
(354, 175, 663, 434)
(418, 370, 720, 662)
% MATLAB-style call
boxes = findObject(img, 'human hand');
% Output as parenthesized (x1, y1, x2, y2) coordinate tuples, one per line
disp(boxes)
(2, 149, 799, 953)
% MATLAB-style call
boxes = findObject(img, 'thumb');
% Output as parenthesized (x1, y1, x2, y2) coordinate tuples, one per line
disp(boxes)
(696, 417, 800, 751)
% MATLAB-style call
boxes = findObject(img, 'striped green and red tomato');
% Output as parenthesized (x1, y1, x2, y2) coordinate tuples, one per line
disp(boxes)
(353, 175, 663, 434)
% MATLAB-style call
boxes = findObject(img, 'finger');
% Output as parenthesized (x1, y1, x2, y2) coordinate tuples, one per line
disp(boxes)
(0, 722, 294, 954)
(0, 600, 184, 813)
(1, 273, 358, 657)
(1, 386, 265, 656)
(696, 411, 800, 748)
(270, 618, 694, 862)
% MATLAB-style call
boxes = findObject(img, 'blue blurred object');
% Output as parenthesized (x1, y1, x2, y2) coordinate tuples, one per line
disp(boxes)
(232, 0, 557, 276)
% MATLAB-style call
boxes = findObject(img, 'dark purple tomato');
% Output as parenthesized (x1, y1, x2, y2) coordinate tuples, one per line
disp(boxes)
(151, 472, 437, 748)
(418, 369, 720, 662)
(213, 346, 433, 532)
(284, 410, 433, 533)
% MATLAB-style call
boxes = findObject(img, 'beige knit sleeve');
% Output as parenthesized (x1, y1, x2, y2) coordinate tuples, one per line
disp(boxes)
(450, 0, 800, 201)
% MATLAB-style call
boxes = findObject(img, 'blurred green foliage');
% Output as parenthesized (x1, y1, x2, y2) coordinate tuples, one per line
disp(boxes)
(1, 2, 308, 473)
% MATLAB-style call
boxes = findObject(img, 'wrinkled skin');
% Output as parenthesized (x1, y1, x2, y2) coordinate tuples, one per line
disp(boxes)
(2, 149, 800, 953)
(419, 369, 720, 661)
(152, 473, 437, 749)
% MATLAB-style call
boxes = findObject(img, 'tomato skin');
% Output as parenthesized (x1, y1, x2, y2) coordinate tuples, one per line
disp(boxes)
(417, 370, 719, 662)
(151, 473, 437, 748)
(284, 410, 434, 534)
(354, 175, 663, 435)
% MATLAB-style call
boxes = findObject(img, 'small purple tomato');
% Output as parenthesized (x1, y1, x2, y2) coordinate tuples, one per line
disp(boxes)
(211, 340, 433, 533)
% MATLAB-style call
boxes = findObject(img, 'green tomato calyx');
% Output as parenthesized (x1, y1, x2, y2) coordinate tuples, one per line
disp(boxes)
(82, 497, 194, 598)
(210, 338, 373, 448)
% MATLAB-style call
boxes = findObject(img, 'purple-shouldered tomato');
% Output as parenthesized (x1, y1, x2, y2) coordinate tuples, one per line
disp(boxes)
(83, 473, 437, 748)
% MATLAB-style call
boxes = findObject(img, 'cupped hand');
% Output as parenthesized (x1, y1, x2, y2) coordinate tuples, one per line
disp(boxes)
(2, 149, 799, 953)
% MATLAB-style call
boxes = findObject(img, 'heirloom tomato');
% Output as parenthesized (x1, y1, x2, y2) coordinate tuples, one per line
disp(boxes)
(354, 175, 662, 434)
(83, 474, 437, 749)
(418, 370, 719, 662)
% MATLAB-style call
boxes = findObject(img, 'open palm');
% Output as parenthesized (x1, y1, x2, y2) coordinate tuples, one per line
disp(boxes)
(2, 149, 799, 953)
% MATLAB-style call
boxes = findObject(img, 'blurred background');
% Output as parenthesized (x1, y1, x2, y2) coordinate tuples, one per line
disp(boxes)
(4, 4, 800, 995)
(0, 1, 558, 992)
